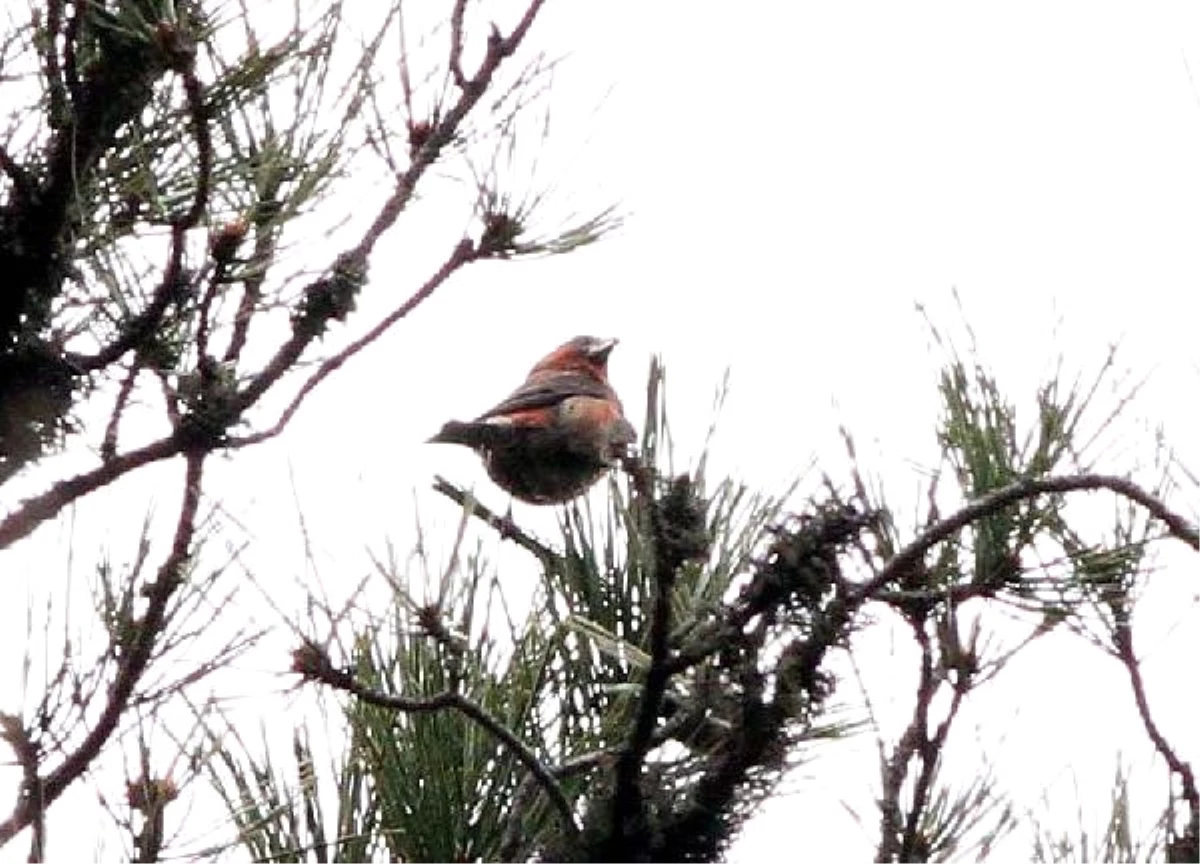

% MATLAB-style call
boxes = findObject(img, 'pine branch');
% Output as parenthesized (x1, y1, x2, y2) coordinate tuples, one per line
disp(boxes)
(860, 474, 1198, 603)
(428, 474, 562, 567)
(292, 640, 579, 843)
(230, 240, 481, 447)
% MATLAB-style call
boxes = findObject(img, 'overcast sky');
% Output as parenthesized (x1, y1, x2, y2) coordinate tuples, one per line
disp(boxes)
(4, 3, 1200, 860)
(252, 4, 1200, 857)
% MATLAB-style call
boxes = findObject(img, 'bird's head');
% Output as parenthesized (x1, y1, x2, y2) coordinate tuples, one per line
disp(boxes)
(530, 336, 619, 380)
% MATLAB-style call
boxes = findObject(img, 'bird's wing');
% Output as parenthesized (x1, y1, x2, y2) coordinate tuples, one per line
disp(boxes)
(475, 373, 614, 423)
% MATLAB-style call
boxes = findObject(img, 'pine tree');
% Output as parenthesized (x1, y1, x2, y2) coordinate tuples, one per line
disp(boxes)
(0, 2, 1196, 862)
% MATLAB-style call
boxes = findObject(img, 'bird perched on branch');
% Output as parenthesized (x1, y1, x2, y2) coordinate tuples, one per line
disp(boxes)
(429, 335, 637, 504)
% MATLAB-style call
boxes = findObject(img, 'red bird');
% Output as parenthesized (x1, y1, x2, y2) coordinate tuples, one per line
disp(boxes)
(429, 336, 637, 504)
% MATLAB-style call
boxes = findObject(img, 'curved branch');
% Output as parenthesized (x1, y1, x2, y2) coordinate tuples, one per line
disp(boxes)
(293, 641, 577, 841)
(348, 0, 546, 262)
(878, 625, 937, 862)
(858, 474, 1198, 603)
(449, 0, 469, 89)
(1113, 621, 1199, 846)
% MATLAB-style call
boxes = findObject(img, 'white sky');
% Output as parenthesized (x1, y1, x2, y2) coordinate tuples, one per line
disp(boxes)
(3, 2, 1200, 860)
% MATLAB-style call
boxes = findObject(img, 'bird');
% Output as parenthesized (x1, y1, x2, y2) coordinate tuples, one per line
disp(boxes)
(428, 336, 637, 504)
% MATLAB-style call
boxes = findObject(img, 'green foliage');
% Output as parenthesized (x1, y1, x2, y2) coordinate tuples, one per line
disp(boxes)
(208, 726, 376, 862)
(203, 322, 1200, 862)
(1031, 761, 1169, 863)
(0, 0, 639, 856)
(207, 357, 834, 861)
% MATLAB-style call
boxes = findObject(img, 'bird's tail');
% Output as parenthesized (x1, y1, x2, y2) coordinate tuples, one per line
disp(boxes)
(428, 420, 477, 446)
(428, 420, 513, 449)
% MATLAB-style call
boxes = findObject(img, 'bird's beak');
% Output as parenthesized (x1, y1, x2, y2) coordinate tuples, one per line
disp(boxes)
(590, 337, 618, 360)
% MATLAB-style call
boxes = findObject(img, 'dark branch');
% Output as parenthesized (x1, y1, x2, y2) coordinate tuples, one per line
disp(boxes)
(0, 436, 184, 552)
(42, 0, 68, 129)
(347, 0, 547, 262)
(176, 69, 212, 229)
(0, 146, 32, 204)
(0, 453, 205, 845)
(1113, 617, 1199, 851)
(222, 199, 280, 366)
(0, 713, 43, 860)
(67, 61, 212, 374)
(62, 0, 83, 105)
(667, 502, 875, 676)
(606, 469, 708, 857)
(878, 619, 969, 863)
(235, 0, 550, 403)
(430, 474, 561, 566)
(449, 0, 469, 89)
(859, 474, 1199, 603)
(229, 240, 479, 447)
(3, 0, 553, 530)
(100, 361, 140, 461)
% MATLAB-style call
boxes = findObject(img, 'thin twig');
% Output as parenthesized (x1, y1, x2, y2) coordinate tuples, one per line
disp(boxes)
(672, 475, 1195, 676)
(0, 453, 206, 845)
(347, 0, 546, 263)
(177, 69, 212, 229)
(222, 194, 281, 366)
(101, 361, 141, 461)
(229, 240, 479, 446)
(878, 625, 936, 862)
(429, 474, 560, 566)
(892, 622, 969, 863)
(449, 0, 469, 88)
(1113, 619, 1199, 847)
(0, 714, 43, 860)
(68, 63, 213, 374)
(225, 0, 550, 430)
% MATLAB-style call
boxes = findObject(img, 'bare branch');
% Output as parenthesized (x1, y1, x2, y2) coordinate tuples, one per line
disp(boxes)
(62, 0, 82, 106)
(0, 714, 43, 860)
(221, 204, 281, 367)
(430, 474, 561, 566)
(42, 0, 67, 128)
(176, 68, 212, 229)
(101, 361, 140, 462)
(229, 239, 479, 447)
(347, 0, 548, 261)
(1113, 618, 1199, 851)
(449, 0, 469, 89)
(0, 453, 206, 846)
(0, 436, 184, 552)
